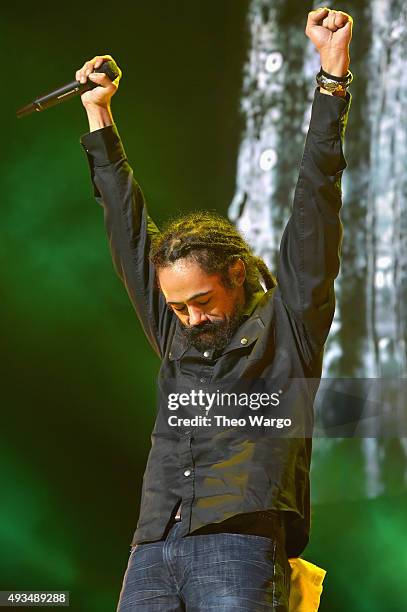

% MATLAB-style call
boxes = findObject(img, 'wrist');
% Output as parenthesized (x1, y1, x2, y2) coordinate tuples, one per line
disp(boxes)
(319, 51, 350, 78)
(84, 104, 114, 131)
(316, 65, 353, 97)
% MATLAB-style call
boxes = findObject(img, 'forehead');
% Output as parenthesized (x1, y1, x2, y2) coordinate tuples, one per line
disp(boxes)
(157, 259, 223, 303)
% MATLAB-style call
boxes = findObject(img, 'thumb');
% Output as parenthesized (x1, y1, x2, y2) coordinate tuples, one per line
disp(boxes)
(88, 72, 112, 87)
(308, 6, 329, 27)
(343, 19, 353, 37)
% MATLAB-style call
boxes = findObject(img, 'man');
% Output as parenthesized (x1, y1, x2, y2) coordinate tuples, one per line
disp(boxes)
(78, 7, 352, 611)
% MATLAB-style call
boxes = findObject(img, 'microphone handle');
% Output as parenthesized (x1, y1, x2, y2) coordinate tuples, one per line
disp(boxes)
(16, 60, 120, 119)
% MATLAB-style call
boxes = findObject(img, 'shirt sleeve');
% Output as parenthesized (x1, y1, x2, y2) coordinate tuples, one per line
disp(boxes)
(80, 124, 173, 359)
(276, 87, 351, 354)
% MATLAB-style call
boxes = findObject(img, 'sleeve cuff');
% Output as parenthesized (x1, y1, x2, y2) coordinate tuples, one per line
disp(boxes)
(80, 124, 126, 166)
(310, 87, 351, 134)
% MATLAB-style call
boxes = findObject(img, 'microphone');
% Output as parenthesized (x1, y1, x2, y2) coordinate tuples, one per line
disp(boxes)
(16, 60, 120, 119)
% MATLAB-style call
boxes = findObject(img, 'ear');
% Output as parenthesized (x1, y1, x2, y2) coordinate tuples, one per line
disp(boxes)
(228, 258, 246, 287)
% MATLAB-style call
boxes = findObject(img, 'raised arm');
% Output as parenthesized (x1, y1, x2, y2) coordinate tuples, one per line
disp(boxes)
(277, 8, 353, 352)
(77, 55, 173, 358)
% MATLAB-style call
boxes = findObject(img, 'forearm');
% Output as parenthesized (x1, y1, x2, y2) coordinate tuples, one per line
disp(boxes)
(80, 125, 170, 357)
(277, 90, 350, 346)
(77, 55, 172, 354)
(84, 103, 114, 132)
(297, 90, 350, 232)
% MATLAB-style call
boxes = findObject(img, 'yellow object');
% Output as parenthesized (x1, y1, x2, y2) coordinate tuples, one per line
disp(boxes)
(288, 558, 326, 612)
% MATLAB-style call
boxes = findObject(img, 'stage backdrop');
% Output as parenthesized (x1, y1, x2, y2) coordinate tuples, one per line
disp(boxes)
(2, 1, 406, 611)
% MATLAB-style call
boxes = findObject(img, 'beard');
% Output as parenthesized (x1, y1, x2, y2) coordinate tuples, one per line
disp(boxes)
(180, 303, 244, 353)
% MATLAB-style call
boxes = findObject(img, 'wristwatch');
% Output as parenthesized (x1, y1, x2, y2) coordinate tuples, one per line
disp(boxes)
(316, 67, 353, 94)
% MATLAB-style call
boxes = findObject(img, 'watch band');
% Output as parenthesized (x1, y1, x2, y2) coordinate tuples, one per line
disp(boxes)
(316, 68, 353, 94)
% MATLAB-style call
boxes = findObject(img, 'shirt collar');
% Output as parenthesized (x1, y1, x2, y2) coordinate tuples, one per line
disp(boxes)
(242, 289, 266, 320)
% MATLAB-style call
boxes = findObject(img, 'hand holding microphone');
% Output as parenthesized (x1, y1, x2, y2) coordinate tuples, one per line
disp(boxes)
(76, 55, 122, 131)
(75, 55, 122, 109)
(16, 54, 122, 127)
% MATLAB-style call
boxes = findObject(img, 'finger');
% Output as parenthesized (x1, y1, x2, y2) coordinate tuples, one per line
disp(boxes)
(76, 55, 115, 83)
(321, 10, 338, 32)
(93, 54, 113, 68)
(81, 57, 107, 77)
(88, 72, 116, 88)
(334, 11, 348, 28)
(335, 11, 353, 29)
(308, 6, 330, 26)
(84, 60, 96, 77)
(327, 10, 339, 31)
(342, 19, 353, 39)
(322, 15, 330, 28)
(78, 66, 88, 84)
(93, 59, 122, 85)
(77, 61, 93, 83)
(88, 54, 114, 71)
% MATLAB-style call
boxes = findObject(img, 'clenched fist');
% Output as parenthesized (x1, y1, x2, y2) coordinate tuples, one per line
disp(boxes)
(76, 54, 122, 131)
(76, 54, 122, 108)
(306, 7, 353, 77)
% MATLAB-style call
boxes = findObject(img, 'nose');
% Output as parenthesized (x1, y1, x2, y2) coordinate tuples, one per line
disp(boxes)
(188, 305, 207, 327)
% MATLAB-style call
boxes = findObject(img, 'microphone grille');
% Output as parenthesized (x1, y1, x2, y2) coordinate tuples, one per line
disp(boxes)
(95, 60, 120, 82)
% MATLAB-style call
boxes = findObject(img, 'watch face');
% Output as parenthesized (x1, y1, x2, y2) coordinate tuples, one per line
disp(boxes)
(317, 76, 343, 93)
(325, 82, 339, 92)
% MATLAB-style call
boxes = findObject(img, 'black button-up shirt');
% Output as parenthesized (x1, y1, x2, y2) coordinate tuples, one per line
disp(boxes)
(80, 88, 351, 558)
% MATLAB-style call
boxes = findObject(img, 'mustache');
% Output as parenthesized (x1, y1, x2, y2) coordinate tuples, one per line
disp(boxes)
(179, 306, 244, 352)
(184, 319, 224, 338)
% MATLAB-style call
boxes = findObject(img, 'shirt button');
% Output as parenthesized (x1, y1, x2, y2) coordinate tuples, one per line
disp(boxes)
(199, 378, 205, 383)
(183, 469, 191, 477)
(203, 350, 210, 358)
(240, 337, 248, 345)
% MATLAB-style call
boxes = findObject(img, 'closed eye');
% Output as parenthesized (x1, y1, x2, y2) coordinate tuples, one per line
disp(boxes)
(167, 303, 187, 312)
(168, 298, 211, 312)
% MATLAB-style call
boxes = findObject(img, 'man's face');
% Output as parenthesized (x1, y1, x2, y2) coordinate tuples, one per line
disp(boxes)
(158, 258, 245, 352)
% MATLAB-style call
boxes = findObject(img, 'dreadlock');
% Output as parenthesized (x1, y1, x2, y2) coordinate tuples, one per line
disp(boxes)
(150, 211, 276, 296)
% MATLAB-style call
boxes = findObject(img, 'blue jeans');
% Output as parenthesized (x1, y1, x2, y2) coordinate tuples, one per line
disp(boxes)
(117, 519, 291, 611)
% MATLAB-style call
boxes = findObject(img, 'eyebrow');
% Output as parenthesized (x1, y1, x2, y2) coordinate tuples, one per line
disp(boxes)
(167, 290, 211, 305)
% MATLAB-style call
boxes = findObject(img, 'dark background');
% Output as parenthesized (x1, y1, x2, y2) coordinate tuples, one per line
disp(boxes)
(2, 1, 406, 610)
